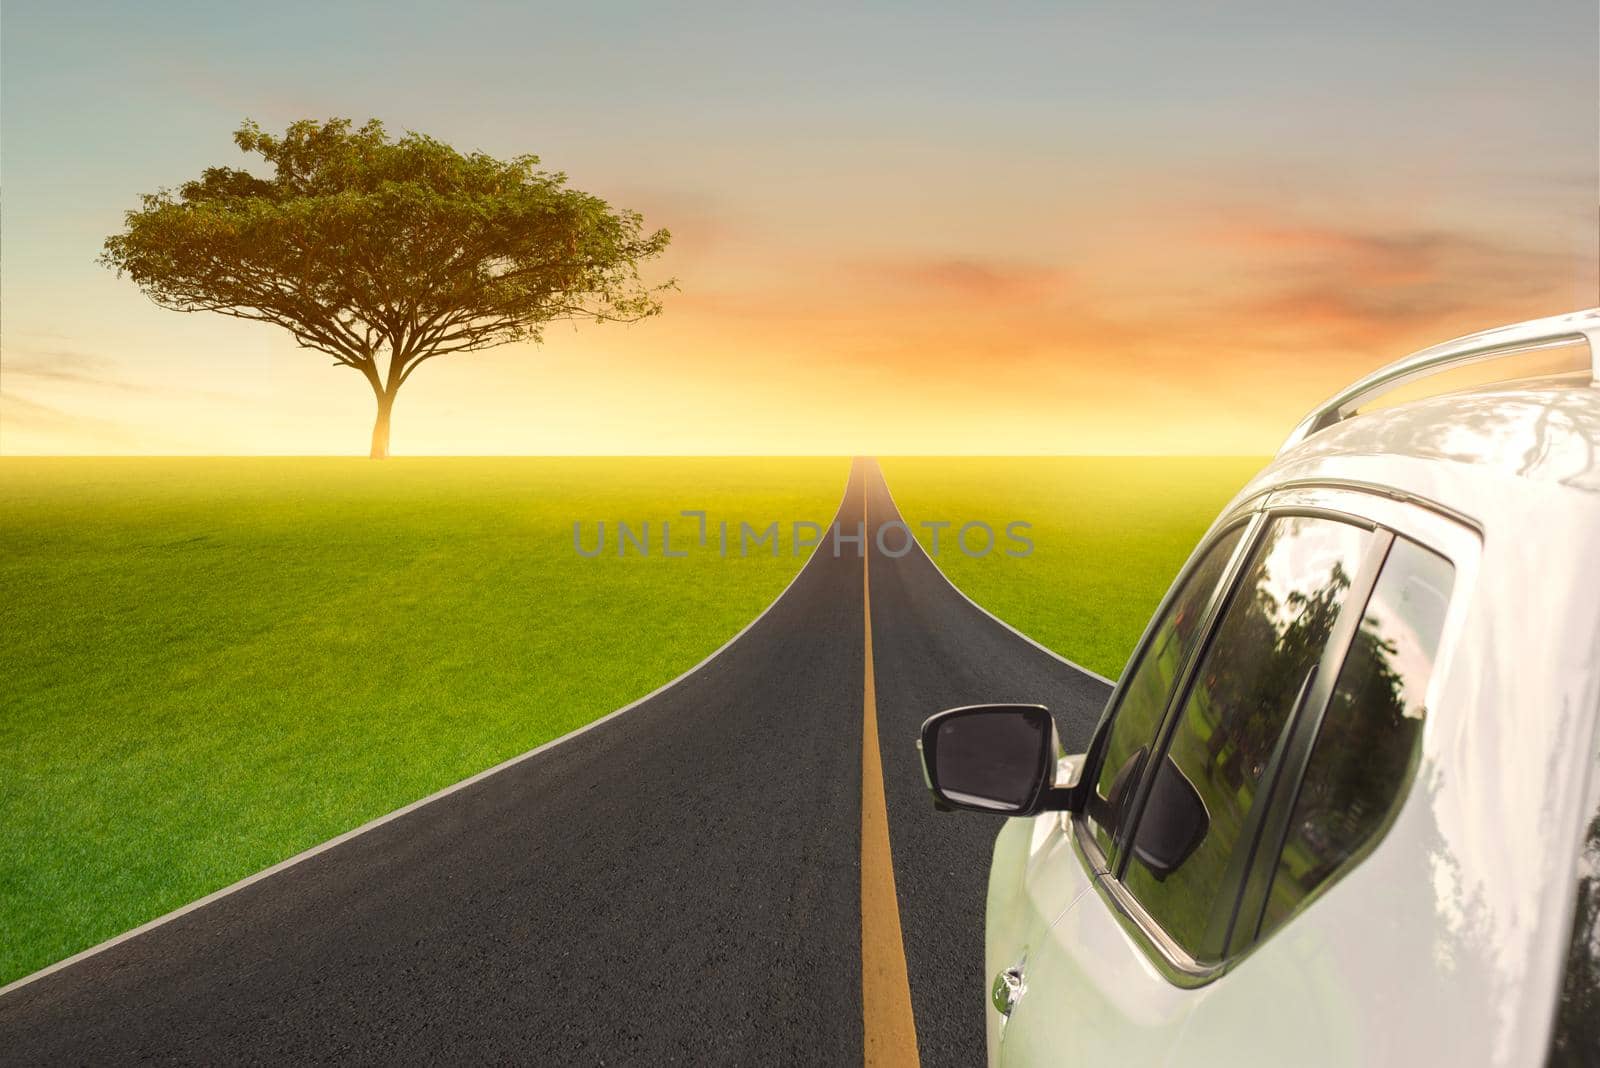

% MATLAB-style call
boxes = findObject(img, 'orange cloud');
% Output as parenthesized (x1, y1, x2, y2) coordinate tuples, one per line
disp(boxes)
(862, 258, 1073, 303)
(4, 195, 1588, 456)
(1201, 218, 1577, 349)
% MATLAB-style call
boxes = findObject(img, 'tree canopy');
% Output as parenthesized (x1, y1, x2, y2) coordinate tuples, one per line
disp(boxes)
(101, 118, 671, 456)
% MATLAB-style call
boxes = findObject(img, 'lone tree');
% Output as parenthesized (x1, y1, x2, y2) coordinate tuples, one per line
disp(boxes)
(102, 118, 670, 457)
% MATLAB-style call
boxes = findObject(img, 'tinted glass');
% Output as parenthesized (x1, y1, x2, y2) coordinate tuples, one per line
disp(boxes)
(1086, 525, 1245, 858)
(1551, 800, 1600, 1065)
(1124, 515, 1371, 961)
(1261, 538, 1452, 937)
(934, 709, 1050, 811)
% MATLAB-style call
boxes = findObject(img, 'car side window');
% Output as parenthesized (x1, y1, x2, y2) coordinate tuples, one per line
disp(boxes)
(1085, 524, 1245, 861)
(1550, 782, 1600, 1066)
(1121, 515, 1373, 962)
(1257, 537, 1453, 939)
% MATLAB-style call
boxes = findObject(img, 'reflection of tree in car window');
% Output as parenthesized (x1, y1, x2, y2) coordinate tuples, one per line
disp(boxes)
(1261, 539, 1454, 938)
(1123, 516, 1372, 961)
(1551, 806, 1600, 1064)
(1086, 526, 1245, 860)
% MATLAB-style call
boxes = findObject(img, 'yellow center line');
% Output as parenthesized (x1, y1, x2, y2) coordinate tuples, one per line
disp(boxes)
(860, 468, 922, 1067)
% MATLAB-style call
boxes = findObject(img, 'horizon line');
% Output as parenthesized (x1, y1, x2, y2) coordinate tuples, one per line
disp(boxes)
(0, 451, 1275, 460)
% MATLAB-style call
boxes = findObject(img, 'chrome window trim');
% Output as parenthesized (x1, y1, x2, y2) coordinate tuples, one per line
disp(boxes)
(1261, 476, 1483, 534)
(1067, 820, 1222, 986)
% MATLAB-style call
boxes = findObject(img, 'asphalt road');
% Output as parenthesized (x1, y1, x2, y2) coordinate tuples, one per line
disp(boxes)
(0, 459, 1113, 1065)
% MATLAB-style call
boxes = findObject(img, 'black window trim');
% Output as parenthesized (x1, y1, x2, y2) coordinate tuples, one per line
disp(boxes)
(1110, 508, 1386, 963)
(1221, 528, 1395, 956)
(1231, 530, 1468, 954)
(1547, 732, 1600, 1064)
(1110, 507, 1380, 875)
(1072, 487, 1476, 985)
(1074, 504, 1403, 981)
(1074, 510, 1266, 876)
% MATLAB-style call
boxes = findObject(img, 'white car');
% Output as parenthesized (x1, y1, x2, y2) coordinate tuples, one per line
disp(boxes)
(919, 308, 1600, 1067)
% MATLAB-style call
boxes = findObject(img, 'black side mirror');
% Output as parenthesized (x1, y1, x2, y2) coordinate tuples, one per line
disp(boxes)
(918, 704, 1060, 815)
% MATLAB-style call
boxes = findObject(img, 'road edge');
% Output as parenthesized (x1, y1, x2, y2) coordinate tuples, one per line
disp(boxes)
(0, 466, 856, 1001)
(874, 467, 1118, 687)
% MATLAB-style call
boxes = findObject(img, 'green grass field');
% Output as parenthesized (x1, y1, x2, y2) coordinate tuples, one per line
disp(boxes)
(1, 454, 1259, 987)
(0, 457, 845, 984)
(879, 458, 1265, 679)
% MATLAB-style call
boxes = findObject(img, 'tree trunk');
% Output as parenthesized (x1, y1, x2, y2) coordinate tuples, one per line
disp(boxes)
(370, 391, 394, 459)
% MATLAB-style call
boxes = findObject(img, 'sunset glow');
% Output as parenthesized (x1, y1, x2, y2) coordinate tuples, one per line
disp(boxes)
(3, 2, 1595, 455)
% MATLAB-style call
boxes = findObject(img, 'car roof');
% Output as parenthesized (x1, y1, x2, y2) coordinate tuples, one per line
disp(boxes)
(1237, 374, 1600, 529)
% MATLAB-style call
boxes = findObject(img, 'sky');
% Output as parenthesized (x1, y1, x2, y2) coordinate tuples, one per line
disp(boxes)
(2, 1, 1596, 456)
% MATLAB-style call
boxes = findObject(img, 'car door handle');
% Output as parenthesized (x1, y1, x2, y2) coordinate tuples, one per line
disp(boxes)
(990, 952, 1028, 1018)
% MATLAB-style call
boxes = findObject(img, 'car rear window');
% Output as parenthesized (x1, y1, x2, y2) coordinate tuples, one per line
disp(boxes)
(1549, 787, 1600, 1065)
(1257, 537, 1453, 939)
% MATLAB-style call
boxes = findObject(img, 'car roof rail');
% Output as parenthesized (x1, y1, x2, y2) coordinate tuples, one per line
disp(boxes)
(1279, 307, 1600, 454)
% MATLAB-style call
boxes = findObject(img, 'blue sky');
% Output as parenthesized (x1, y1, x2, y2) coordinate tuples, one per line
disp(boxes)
(3, 1, 1595, 453)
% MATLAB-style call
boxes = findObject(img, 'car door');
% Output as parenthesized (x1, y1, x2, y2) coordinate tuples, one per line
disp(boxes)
(1169, 493, 1471, 1066)
(986, 513, 1256, 1063)
(997, 509, 1388, 1066)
